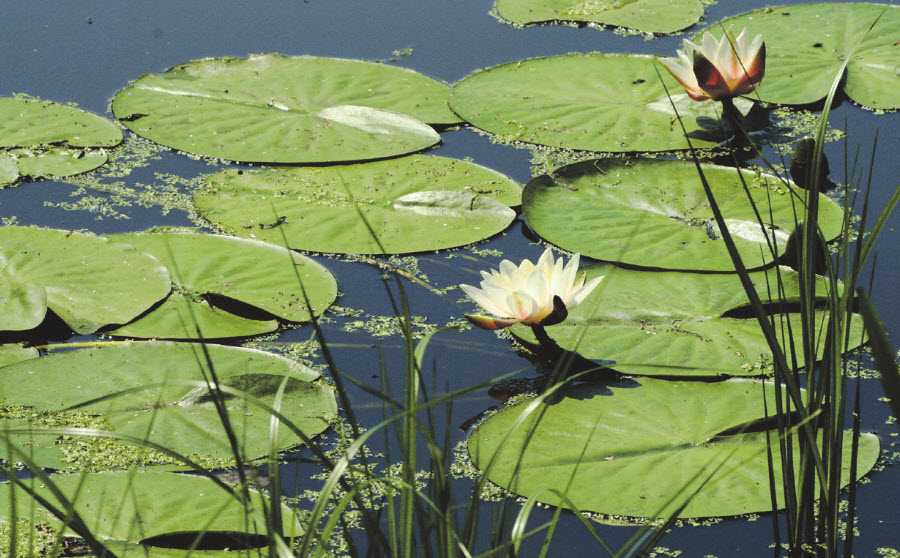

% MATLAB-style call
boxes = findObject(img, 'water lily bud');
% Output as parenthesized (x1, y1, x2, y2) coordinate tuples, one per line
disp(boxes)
(789, 137, 835, 191)
(660, 28, 765, 102)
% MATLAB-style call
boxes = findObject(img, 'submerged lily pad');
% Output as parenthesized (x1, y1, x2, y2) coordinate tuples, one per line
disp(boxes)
(495, 0, 705, 34)
(0, 97, 122, 186)
(469, 377, 880, 518)
(194, 155, 520, 255)
(449, 53, 763, 153)
(703, 3, 900, 109)
(523, 158, 843, 271)
(0, 471, 302, 547)
(106, 232, 338, 339)
(111, 54, 456, 163)
(0, 226, 171, 334)
(0, 342, 336, 467)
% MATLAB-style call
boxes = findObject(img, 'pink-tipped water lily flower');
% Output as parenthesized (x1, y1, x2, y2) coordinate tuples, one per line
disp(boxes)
(460, 248, 603, 331)
(660, 28, 765, 102)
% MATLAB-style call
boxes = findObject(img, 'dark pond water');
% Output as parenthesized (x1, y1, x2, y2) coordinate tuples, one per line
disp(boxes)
(2, 0, 899, 555)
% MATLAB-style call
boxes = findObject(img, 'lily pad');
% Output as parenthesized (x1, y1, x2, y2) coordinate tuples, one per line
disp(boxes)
(0, 471, 302, 547)
(468, 377, 880, 518)
(0, 342, 337, 466)
(516, 310, 866, 377)
(494, 0, 705, 34)
(111, 54, 456, 163)
(194, 155, 520, 255)
(0, 154, 17, 184)
(550, 263, 836, 325)
(701, 4, 900, 109)
(522, 158, 844, 271)
(0, 226, 172, 334)
(0, 148, 111, 187)
(105, 232, 338, 339)
(510, 263, 865, 377)
(109, 294, 279, 340)
(449, 52, 764, 153)
(0, 97, 122, 186)
(0, 344, 38, 368)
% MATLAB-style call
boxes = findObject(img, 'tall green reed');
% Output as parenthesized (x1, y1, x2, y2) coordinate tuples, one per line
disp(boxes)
(666, 13, 900, 555)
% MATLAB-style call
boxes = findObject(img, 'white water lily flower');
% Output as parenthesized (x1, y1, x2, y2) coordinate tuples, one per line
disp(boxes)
(460, 248, 603, 330)
(660, 28, 765, 102)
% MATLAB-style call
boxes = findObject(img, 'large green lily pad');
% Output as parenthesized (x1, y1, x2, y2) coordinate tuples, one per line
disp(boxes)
(194, 155, 520, 255)
(0, 98, 122, 149)
(522, 158, 844, 271)
(449, 53, 764, 153)
(494, 0, 705, 34)
(701, 4, 900, 109)
(109, 294, 279, 340)
(111, 54, 456, 163)
(0, 97, 122, 186)
(469, 377, 880, 518)
(545, 263, 836, 325)
(106, 232, 338, 339)
(511, 263, 865, 377)
(0, 226, 172, 334)
(516, 310, 866, 377)
(0, 471, 302, 547)
(0, 344, 38, 368)
(0, 342, 337, 467)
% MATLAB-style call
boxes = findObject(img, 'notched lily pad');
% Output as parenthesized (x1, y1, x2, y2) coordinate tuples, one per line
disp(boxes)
(494, 0, 705, 34)
(111, 54, 458, 163)
(0, 226, 172, 335)
(0, 471, 303, 548)
(0, 148, 110, 187)
(0, 343, 38, 368)
(0, 98, 122, 149)
(194, 154, 521, 255)
(0, 97, 122, 187)
(702, 3, 900, 109)
(0, 342, 337, 466)
(449, 53, 765, 153)
(509, 263, 865, 377)
(522, 157, 843, 271)
(469, 377, 880, 518)
(0, 97, 122, 186)
(515, 310, 865, 377)
(109, 294, 279, 340)
(105, 231, 338, 339)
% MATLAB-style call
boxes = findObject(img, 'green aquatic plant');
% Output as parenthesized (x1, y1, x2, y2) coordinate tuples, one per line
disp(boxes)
(0, 96, 123, 188)
(663, 11, 900, 554)
(112, 54, 457, 164)
(493, 0, 706, 34)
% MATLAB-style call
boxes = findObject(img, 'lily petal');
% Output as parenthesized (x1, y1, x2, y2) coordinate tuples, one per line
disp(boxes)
(465, 314, 522, 330)
(460, 283, 508, 318)
(572, 275, 604, 306)
(693, 52, 733, 101)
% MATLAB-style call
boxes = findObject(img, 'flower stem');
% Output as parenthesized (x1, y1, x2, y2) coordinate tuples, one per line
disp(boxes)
(720, 97, 763, 158)
(531, 324, 565, 360)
